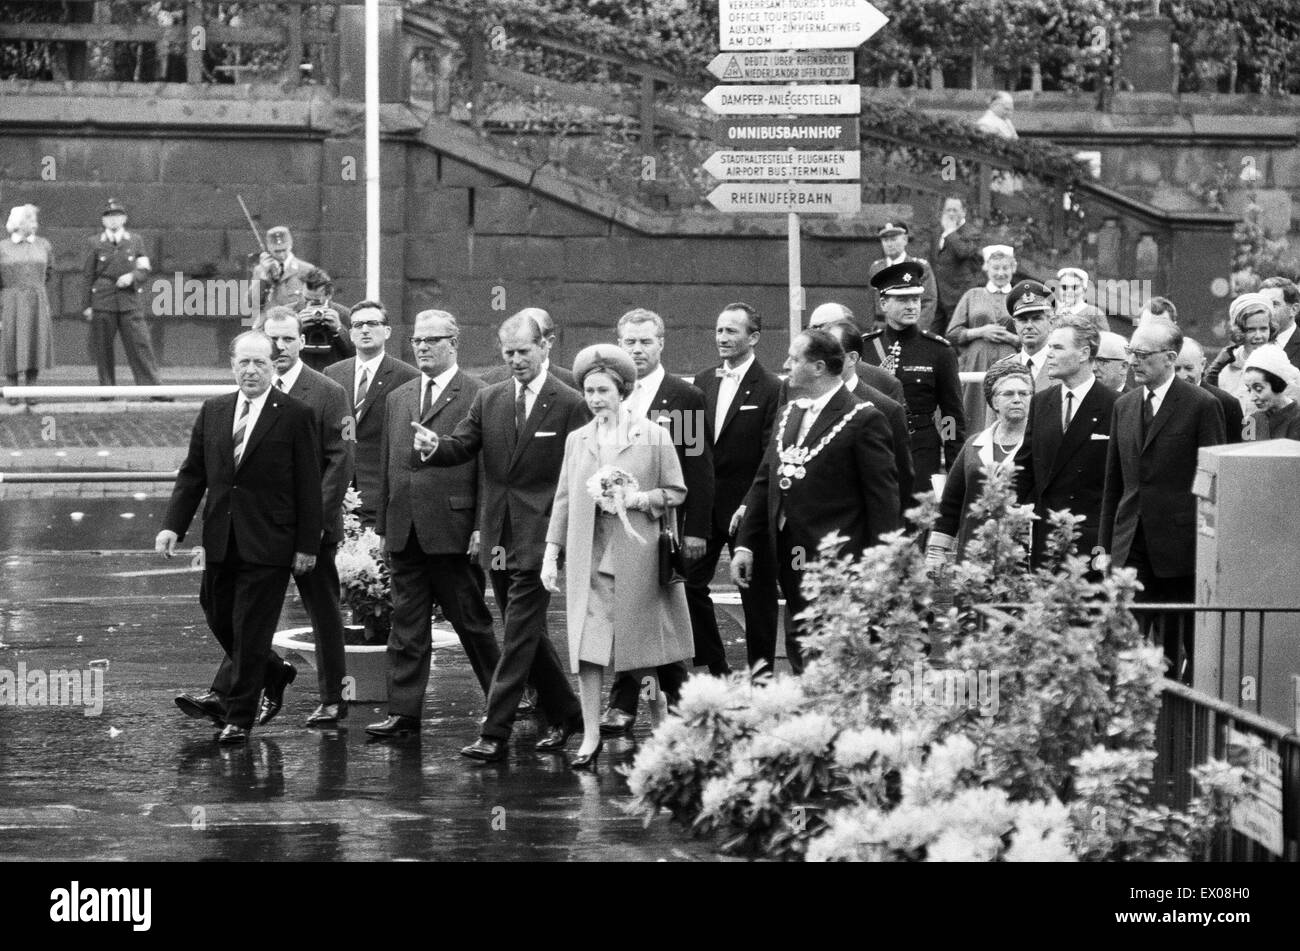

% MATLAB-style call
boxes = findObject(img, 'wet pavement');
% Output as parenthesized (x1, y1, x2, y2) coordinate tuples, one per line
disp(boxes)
(0, 498, 750, 861)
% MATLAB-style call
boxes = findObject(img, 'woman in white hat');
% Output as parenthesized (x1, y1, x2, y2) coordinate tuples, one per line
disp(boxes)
(541, 344, 693, 769)
(946, 244, 1022, 431)
(1052, 267, 1109, 334)
(0, 204, 55, 400)
(1207, 292, 1278, 415)
(1242, 344, 1300, 440)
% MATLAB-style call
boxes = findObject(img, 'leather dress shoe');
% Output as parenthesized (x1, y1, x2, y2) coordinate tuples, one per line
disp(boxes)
(175, 691, 226, 726)
(535, 718, 581, 752)
(216, 724, 249, 744)
(517, 686, 538, 716)
(460, 737, 508, 762)
(365, 715, 420, 738)
(598, 707, 635, 736)
(255, 663, 297, 726)
(306, 701, 348, 726)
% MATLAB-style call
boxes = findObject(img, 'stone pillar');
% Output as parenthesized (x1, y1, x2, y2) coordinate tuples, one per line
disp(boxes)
(1119, 17, 1175, 93)
(337, 0, 406, 103)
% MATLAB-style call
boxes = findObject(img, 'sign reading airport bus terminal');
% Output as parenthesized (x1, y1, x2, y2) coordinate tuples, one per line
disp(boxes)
(707, 50, 855, 82)
(719, 0, 889, 51)
(704, 149, 861, 181)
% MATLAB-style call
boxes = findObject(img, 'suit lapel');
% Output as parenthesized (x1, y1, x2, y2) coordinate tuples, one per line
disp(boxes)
(508, 374, 555, 470)
(1038, 386, 1065, 472)
(357, 357, 394, 423)
(421, 370, 462, 425)
(1141, 379, 1181, 452)
(718, 361, 761, 439)
(800, 386, 852, 449)
(216, 394, 238, 472)
(238, 393, 283, 469)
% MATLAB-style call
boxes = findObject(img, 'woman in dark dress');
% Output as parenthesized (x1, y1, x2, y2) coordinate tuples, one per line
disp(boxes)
(1242, 344, 1300, 441)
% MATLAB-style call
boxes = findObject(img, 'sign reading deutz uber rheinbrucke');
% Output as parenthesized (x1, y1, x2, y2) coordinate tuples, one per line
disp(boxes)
(715, 118, 859, 150)
(707, 50, 855, 82)
(706, 183, 861, 214)
(703, 84, 860, 115)
(719, 0, 888, 52)
(704, 149, 861, 181)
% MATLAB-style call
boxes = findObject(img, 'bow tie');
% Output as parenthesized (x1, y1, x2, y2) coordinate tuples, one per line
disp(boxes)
(793, 398, 813, 410)
(716, 367, 741, 380)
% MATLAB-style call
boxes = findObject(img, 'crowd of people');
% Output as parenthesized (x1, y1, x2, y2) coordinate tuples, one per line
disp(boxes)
(132, 196, 1300, 772)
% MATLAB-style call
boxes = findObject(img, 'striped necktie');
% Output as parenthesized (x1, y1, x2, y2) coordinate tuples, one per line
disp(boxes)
(232, 398, 250, 467)
(355, 367, 370, 415)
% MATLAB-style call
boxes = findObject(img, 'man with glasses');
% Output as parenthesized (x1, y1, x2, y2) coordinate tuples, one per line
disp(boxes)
(366, 310, 501, 738)
(325, 301, 418, 526)
(991, 280, 1054, 395)
(1094, 331, 1132, 393)
(1099, 319, 1226, 681)
(1174, 336, 1244, 444)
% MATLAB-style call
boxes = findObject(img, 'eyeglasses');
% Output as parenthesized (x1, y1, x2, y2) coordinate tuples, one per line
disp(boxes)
(351, 319, 385, 330)
(1124, 346, 1171, 360)
(410, 335, 454, 347)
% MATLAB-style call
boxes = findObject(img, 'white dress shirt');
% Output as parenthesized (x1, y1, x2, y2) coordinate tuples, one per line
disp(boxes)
(715, 353, 754, 441)
(1059, 375, 1095, 430)
(275, 358, 305, 394)
(420, 363, 459, 413)
(795, 381, 843, 445)
(1276, 322, 1296, 352)
(515, 371, 543, 421)
(1144, 374, 1175, 418)
(233, 388, 272, 458)
(353, 352, 384, 405)
(627, 363, 665, 420)
(1018, 348, 1049, 382)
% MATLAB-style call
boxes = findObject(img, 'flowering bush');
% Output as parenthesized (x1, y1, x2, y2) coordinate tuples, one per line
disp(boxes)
(336, 487, 392, 645)
(625, 467, 1245, 861)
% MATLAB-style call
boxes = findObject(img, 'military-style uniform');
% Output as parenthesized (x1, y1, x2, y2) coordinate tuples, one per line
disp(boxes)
(250, 226, 314, 311)
(864, 259, 966, 495)
(82, 199, 160, 386)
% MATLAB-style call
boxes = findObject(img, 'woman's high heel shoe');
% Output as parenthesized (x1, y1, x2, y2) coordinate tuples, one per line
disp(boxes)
(568, 740, 603, 771)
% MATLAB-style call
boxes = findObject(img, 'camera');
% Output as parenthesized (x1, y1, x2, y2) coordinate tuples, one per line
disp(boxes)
(299, 306, 338, 353)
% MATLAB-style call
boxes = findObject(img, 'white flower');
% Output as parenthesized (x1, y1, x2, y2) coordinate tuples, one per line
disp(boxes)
(926, 829, 1001, 862)
(754, 712, 836, 759)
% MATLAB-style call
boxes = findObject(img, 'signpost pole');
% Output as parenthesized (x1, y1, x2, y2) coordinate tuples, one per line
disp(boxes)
(788, 211, 803, 339)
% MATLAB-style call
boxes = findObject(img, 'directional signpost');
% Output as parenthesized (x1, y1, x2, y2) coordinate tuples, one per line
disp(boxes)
(706, 0, 889, 337)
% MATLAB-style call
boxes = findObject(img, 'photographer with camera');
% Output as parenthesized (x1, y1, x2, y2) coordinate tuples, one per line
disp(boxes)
(294, 268, 354, 373)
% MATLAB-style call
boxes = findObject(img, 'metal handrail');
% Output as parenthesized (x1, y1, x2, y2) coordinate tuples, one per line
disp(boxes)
(0, 472, 177, 483)
(0, 385, 234, 400)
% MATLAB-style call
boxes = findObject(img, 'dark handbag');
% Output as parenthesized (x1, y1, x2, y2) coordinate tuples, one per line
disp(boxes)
(658, 515, 686, 586)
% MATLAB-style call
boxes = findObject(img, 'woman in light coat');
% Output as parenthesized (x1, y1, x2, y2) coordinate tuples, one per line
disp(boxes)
(542, 344, 692, 769)
(946, 244, 1022, 432)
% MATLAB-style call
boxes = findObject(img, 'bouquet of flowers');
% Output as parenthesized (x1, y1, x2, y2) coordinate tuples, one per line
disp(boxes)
(336, 487, 392, 644)
(586, 465, 646, 543)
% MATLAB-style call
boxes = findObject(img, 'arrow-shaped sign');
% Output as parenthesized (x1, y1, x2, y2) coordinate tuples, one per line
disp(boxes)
(704, 150, 861, 181)
(707, 183, 861, 215)
(719, 0, 888, 52)
(703, 84, 861, 116)
(706, 51, 855, 83)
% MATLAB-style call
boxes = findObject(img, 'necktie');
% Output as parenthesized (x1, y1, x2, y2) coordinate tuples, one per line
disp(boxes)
(232, 399, 250, 467)
(1063, 390, 1075, 431)
(516, 382, 529, 433)
(420, 377, 432, 417)
(275, 377, 285, 391)
(355, 368, 370, 413)
(1141, 389, 1155, 438)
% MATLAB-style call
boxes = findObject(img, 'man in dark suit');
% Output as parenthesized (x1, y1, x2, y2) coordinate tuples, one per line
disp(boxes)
(929, 197, 982, 336)
(416, 311, 587, 761)
(159, 331, 322, 743)
(1099, 319, 1226, 680)
(365, 310, 501, 738)
(478, 307, 578, 389)
(820, 320, 915, 516)
(1014, 316, 1118, 566)
(209, 306, 354, 727)
(600, 307, 715, 735)
(325, 300, 419, 525)
(865, 222, 937, 329)
(687, 302, 783, 676)
(808, 303, 906, 406)
(732, 328, 900, 673)
(1175, 337, 1244, 443)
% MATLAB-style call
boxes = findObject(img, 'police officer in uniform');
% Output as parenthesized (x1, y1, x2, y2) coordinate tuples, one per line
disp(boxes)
(81, 198, 161, 387)
(865, 222, 937, 329)
(863, 261, 966, 497)
(248, 225, 315, 312)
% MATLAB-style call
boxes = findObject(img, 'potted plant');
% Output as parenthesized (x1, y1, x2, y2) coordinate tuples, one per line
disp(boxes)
(336, 487, 392, 646)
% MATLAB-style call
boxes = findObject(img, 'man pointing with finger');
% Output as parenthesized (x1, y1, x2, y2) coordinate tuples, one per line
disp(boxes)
(156, 331, 322, 744)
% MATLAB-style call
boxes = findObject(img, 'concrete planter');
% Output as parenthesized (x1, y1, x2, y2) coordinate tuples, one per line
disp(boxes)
(271, 624, 460, 703)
